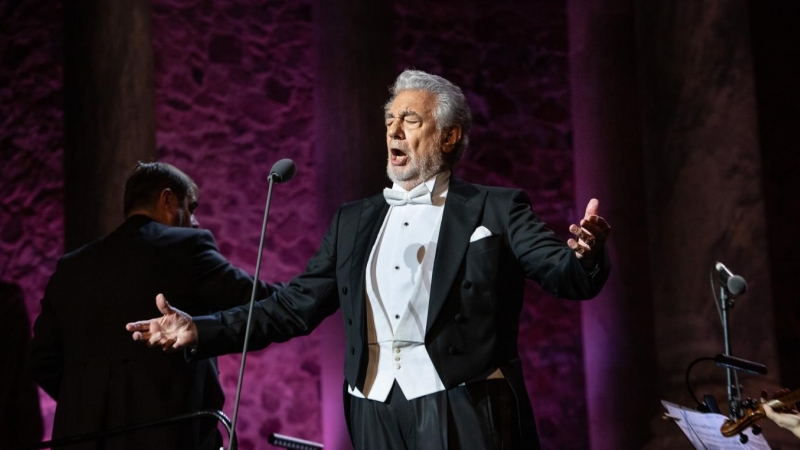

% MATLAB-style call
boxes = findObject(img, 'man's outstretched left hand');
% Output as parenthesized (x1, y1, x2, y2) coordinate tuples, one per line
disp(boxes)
(568, 198, 611, 267)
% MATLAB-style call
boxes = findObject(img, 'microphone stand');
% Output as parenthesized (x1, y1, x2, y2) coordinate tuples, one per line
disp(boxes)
(228, 168, 285, 450)
(719, 285, 743, 421)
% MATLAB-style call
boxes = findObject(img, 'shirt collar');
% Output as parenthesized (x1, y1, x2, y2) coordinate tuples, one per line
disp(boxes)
(391, 170, 451, 199)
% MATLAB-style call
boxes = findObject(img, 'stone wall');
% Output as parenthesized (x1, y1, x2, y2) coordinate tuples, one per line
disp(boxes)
(151, 1, 321, 448)
(0, 0, 65, 439)
(2, 0, 586, 447)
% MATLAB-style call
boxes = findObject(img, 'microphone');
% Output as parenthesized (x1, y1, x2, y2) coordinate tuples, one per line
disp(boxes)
(269, 158, 297, 183)
(715, 262, 747, 295)
(229, 158, 297, 450)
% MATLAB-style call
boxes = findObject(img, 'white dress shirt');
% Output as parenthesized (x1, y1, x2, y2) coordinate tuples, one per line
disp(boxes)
(349, 171, 450, 401)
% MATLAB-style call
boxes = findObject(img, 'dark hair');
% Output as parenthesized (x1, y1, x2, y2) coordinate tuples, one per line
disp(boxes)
(123, 162, 195, 216)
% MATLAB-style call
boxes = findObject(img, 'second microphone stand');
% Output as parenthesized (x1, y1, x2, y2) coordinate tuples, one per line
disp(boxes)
(720, 285, 743, 421)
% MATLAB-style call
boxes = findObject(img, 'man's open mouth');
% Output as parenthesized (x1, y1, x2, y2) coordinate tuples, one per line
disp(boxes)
(390, 148, 408, 165)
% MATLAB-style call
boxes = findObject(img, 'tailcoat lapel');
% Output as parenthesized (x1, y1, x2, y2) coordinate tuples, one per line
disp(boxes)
(348, 194, 389, 326)
(426, 178, 486, 332)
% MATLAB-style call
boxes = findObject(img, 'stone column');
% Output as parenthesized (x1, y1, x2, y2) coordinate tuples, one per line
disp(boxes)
(312, 1, 394, 447)
(568, 1, 660, 448)
(636, 1, 783, 447)
(63, 0, 155, 251)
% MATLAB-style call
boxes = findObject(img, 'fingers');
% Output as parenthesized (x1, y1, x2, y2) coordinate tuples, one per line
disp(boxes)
(580, 216, 610, 239)
(764, 404, 800, 430)
(584, 198, 600, 218)
(764, 404, 777, 418)
(570, 223, 604, 248)
(579, 198, 611, 243)
(581, 215, 610, 233)
(571, 214, 610, 250)
(567, 237, 590, 256)
(126, 321, 150, 332)
(144, 329, 178, 352)
(147, 330, 163, 347)
(128, 297, 197, 351)
(156, 293, 173, 316)
(570, 224, 595, 247)
(161, 336, 178, 352)
(127, 319, 174, 349)
(127, 320, 155, 342)
(569, 225, 591, 247)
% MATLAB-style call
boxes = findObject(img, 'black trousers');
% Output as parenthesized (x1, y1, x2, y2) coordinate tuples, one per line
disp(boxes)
(349, 380, 520, 450)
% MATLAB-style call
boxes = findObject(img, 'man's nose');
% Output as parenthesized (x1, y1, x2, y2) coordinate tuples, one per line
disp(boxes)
(387, 121, 403, 139)
(191, 215, 200, 229)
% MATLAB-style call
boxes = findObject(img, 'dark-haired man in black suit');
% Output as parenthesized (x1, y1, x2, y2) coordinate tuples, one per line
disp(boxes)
(128, 70, 611, 449)
(29, 162, 280, 450)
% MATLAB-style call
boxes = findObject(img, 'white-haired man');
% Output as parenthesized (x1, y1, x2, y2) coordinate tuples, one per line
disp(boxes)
(128, 70, 611, 449)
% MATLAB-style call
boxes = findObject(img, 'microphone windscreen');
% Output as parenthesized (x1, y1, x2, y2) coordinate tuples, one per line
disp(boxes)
(270, 158, 297, 183)
(715, 262, 747, 295)
(727, 276, 747, 296)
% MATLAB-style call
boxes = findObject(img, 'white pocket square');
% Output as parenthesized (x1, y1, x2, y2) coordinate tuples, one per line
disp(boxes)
(469, 226, 493, 242)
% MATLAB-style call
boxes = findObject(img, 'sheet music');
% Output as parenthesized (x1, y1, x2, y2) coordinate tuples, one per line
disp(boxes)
(662, 400, 771, 450)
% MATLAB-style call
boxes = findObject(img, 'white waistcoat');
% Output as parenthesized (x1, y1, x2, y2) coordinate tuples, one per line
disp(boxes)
(348, 173, 448, 401)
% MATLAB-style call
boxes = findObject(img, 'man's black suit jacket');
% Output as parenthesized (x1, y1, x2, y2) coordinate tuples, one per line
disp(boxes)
(28, 215, 277, 450)
(193, 178, 610, 448)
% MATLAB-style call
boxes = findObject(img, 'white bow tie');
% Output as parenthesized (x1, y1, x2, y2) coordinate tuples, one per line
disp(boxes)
(383, 183, 433, 206)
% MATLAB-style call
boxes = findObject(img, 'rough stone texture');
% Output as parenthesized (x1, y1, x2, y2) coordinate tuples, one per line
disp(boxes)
(393, 1, 587, 448)
(3, 0, 585, 447)
(0, 0, 64, 440)
(150, 1, 321, 447)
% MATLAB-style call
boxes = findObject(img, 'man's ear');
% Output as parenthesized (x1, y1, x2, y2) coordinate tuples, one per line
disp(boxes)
(158, 188, 171, 204)
(441, 125, 462, 154)
(157, 188, 177, 213)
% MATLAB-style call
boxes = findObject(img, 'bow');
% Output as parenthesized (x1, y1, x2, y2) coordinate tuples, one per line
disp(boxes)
(383, 183, 433, 206)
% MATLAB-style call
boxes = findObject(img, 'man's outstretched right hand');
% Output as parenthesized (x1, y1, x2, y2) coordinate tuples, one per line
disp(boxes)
(126, 293, 197, 352)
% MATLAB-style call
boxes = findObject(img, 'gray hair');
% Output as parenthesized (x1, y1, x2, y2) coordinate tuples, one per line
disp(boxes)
(385, 69, 472, 165)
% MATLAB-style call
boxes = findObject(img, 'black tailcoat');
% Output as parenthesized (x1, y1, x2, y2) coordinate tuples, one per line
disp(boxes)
(194, 178, 610, 448)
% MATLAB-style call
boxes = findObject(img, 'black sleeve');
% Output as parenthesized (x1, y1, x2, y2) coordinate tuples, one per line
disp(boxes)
(506, 189, 610, 299)
(193, 208, 343, 358)
(188, 229, 284, 312)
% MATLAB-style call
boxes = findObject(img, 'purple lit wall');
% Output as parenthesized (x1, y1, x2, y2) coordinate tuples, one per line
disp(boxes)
(7, 1, 796, 449)
(148, 0, 585, 447)
(151, 2, 322, 448)
(3, 0, 587, 448)
(2, 0, 586, 447)
(0, 0, 64, 441)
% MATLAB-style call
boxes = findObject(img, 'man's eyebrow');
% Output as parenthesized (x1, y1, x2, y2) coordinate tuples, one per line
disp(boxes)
(385, 109, 421, 119)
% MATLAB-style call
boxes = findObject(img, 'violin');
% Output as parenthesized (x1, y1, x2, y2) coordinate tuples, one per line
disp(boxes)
(720, 388, 800, 437)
